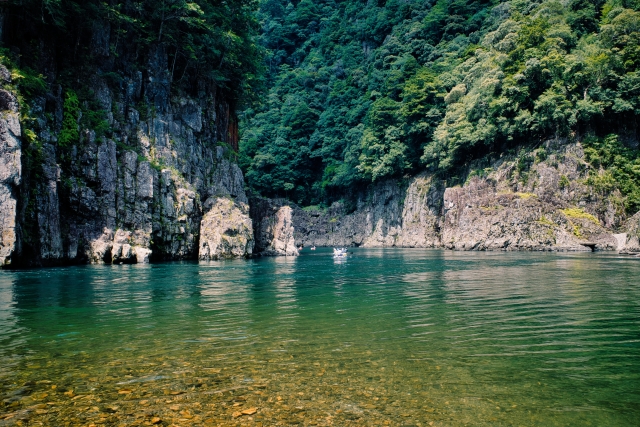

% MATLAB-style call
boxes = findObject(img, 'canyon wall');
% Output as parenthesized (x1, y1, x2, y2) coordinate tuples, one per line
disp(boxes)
(2, 53, 637, 264)
(0, 46, 253, 267)
(0, 73, 21, 266)
(254, 140, 635, 254)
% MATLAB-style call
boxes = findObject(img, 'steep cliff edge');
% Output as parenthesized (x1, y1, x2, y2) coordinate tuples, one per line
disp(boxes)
(0, 38, 254, 267)
(0, 70, 21, 265)
(256, 140, 633, 252)
(250, 198, 298, 256)
(620, 212, 640, 253)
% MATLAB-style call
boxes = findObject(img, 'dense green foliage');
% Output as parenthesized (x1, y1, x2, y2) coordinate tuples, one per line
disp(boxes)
(240, 0, 640, 207)
(584, 134, 640, 213)
(2, 0, 263, 102)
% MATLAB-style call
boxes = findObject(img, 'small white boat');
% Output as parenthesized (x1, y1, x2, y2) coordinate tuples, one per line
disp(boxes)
(311, 246, 316, 251)
(333, 247, 348, 258)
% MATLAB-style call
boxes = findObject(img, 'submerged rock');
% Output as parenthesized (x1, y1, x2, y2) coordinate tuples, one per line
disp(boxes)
(198, 198, 254, 260)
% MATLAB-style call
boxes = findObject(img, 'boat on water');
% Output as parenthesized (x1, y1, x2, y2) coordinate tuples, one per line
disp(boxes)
(311, 246, 316, 251)
(333, 248, 348, 258)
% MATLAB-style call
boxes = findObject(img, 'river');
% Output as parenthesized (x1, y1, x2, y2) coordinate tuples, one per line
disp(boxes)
(1, 249, 639, 426)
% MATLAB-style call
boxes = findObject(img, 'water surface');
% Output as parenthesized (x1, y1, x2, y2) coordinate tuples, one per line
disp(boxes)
(1, 249, 639, 426)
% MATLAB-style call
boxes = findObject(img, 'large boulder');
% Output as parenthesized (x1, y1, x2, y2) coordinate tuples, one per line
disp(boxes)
(250, 198, 299, 256)
(198, 198, 254, 260)
(620, 212, 640, 252)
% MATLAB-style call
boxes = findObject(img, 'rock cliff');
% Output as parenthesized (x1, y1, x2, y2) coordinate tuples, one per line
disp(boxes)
(250, 198, 298, 256)
(619, 212, 640, 253)
(0, 46, 253, 267)
(0, 71, 21, 266)
(2, 42, 636, 263)
(199, 197, 254, 260)
(255, 140, 634, 253)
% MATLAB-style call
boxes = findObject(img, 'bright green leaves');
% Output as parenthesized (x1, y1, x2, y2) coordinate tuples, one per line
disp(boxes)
(600, 8, 640, 70)
(285, 102, 318, 141)
(9, 67, 47, 100)
(241, 0, 640, 209)
(57, 89, 110, 148)
(533, 84, 576, 134)
(584, 134, 640, 212)
(421, 0, 640, 179)
(58, 91, 80, 148)
(358, 98, 404, 181)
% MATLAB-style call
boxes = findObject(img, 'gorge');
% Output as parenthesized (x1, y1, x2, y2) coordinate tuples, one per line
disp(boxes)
(1, 0, 640, 267)
(1, 2, 640, 426)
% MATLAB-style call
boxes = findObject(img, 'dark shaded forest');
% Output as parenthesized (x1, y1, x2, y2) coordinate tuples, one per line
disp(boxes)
(1, 0, 263, 100)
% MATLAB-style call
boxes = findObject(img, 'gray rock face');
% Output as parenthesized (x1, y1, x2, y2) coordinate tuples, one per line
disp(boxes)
(2, 46, 249, 267)
(253, 177, 442, 250)
(396, 175, 444, 248)
(37, 144, 63, 261)
(621, 212, 640, 252)
(441, 178, 615, 251)
(0, 84, 21, 266)
(254, 141, 629, 252)
(199, 198, 254, 260)
(250, 198, 298, 256)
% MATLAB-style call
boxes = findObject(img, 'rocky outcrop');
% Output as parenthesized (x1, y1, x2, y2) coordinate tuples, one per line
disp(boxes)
(287, 177, 443, 248)
(620, 212, 640, 253)
(395, 175, 443, 248)
(0, 70, 22, 266)
(255, 141, 630, 252)
(199, 197, 254, 260)
(250, 198, 298, 256)
(441, 179, 615, 251)
(88, 228, 153, 264)
(1, 42, 251, 267)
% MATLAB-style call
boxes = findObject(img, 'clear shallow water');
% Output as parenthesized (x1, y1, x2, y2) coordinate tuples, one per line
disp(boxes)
(0, 249, 639, 427)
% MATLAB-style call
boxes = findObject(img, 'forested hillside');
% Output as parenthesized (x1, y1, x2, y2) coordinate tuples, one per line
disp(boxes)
(240, 0, 640, 211)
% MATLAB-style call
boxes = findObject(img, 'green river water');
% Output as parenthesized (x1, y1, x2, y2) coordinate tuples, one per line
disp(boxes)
(0, 249, 639, 426)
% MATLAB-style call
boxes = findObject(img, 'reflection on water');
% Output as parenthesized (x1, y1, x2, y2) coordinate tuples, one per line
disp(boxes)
(0, 249, 639, 426)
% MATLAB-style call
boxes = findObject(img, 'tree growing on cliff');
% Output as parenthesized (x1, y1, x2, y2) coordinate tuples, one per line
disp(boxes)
(1, 0, 264, 103)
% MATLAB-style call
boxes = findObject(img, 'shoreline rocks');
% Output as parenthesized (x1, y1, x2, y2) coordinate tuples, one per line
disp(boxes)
(252, 141, 633, 254)
(250, 198, 298, 257)
(198, 198, 254, 260)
